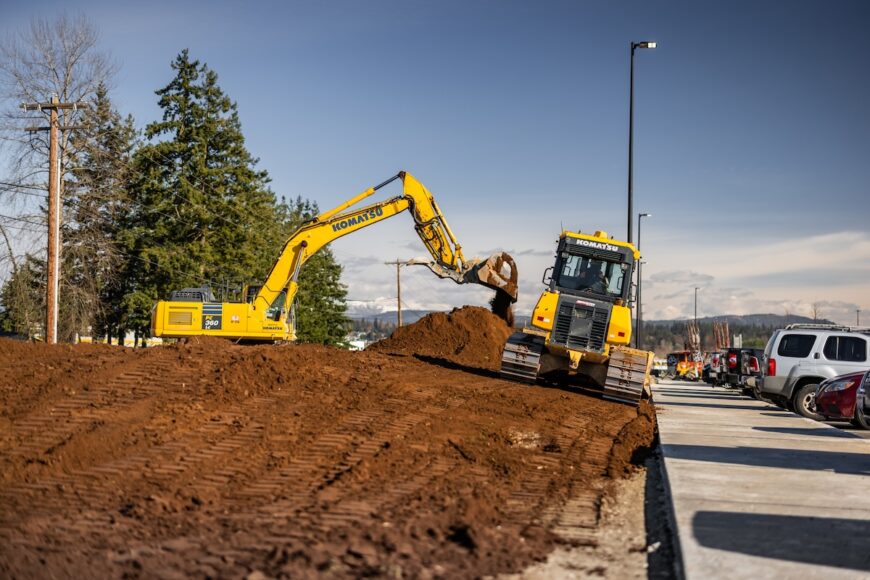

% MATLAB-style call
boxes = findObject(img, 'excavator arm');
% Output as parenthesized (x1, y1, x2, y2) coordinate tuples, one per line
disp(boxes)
(256, 171, 518, 326)
(152, 171, 517, 342)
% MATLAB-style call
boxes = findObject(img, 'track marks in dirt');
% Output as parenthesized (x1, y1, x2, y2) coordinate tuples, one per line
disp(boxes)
(0, 325, 652, 579)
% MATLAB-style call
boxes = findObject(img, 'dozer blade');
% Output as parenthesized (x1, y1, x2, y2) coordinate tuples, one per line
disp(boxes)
(603, 346, 654, 406)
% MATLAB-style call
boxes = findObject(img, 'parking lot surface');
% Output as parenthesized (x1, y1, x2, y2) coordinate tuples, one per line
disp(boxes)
(653, 379, 870, 579)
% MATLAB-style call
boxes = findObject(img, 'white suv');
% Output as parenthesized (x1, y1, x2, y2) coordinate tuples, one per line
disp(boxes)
(759, 324, 870, 418)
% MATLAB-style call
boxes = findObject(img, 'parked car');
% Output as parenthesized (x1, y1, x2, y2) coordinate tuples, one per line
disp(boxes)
(759, 324, 870, 418)
(815, 371, 870, 429)
(703, 352, 722, 385)
(857, 373, 870, 429)
(721, 347, 764, 392)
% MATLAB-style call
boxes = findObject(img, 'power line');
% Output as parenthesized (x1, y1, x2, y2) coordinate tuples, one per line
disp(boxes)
(0, 180, 46, 191)
(0, 213, 44, 226)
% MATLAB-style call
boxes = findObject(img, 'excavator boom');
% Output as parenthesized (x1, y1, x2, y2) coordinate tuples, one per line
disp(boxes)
(152, 171, 517, 342)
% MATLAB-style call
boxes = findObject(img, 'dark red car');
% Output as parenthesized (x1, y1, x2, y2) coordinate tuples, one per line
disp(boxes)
(814, 371, 870, 429)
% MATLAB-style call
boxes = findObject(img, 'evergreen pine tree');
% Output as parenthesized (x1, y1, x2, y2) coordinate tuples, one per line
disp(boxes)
(127, 50, 282, 333)
(127, 50, 348, 344)
(65, 83, 136, 342)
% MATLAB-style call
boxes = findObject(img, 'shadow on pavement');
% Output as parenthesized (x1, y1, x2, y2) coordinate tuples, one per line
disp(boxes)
(654, 391, 746, 400)
(753, 426, 859, 439)
(664, 443, 870, 475)
(693, 511, 870, 571)
(654, 401, 764, 411)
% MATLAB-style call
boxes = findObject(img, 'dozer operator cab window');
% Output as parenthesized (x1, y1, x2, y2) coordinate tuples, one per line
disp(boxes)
(555, 253, 628, 299)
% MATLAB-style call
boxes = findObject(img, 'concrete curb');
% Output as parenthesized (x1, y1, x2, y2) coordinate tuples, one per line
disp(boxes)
(652, 379, 870, 579)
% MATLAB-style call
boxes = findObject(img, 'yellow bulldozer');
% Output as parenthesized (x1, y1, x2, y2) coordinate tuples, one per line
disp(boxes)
(151, 171, 518, 341)
(499, 230, 653, 405)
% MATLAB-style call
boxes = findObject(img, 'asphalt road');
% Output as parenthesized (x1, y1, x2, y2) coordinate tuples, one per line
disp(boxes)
(825, 420, 870, 439)
(664, 379, 870, 440)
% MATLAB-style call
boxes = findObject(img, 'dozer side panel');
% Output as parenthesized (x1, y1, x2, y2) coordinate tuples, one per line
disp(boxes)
(606, 304, 632, 346)
(530, 291, 559, 332)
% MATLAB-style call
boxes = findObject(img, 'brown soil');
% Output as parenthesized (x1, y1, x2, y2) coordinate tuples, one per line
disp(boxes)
(0, 311, 654, 579)
(368, 306, 513, 371)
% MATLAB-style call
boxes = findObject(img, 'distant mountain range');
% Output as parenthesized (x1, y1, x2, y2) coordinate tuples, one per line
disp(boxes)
(349, 309, 837, 329)
(644, 313, 837, 327)
(346, 309, 433, 325)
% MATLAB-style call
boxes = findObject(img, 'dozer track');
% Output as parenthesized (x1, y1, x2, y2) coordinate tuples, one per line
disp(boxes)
(603, 346, 654, 405)
(500, 332, 545, 383)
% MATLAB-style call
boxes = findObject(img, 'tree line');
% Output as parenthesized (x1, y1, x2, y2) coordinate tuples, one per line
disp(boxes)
(0, 17, 347, 345)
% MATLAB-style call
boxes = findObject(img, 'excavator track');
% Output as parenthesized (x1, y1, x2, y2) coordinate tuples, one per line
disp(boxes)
(500, 332, 545, 383)
(603, 346, 654, 405)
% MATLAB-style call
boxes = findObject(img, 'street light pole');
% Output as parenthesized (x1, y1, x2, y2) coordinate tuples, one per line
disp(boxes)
(628, 40, 656, 245)
(635, 212, 651, 349)
(694, 287, 700, 324)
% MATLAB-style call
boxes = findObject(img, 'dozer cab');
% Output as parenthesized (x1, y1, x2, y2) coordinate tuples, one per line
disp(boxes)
(151, 171, 517, 342)
(499, 230, 653, 406)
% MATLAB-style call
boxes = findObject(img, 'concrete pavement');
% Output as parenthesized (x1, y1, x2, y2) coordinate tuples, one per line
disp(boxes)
(652, 379, 870, 579)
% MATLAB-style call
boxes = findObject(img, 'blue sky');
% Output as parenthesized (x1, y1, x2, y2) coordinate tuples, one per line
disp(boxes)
(2, 0, 868, 324)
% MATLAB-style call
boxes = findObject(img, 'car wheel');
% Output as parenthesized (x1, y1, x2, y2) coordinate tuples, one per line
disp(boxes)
(793, 384, 822, 420)
(853, 404, 870, 430)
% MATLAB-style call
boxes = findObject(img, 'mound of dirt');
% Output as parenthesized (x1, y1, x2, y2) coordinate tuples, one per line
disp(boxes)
(0, 334, 652, 579)
(368, 306, 512, 370)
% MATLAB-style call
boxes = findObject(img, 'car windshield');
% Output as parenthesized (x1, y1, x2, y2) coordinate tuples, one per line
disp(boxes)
(555, 253, 627, 298)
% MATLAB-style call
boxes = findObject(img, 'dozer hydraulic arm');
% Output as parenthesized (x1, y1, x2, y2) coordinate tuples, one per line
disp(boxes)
(152, 171, 518, 342)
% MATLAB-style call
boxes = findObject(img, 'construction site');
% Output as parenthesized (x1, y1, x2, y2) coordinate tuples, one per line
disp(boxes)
(0, 306, 658, 578)
(4, 5, 870, 579)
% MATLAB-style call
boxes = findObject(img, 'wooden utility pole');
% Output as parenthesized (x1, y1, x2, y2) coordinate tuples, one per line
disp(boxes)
(384, 260, 406, 327)
(22, 96, 88, 344)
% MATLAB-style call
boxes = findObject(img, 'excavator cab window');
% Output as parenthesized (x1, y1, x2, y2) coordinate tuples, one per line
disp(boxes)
(265, 290, 287, 321)
(245, 285, 262, 304)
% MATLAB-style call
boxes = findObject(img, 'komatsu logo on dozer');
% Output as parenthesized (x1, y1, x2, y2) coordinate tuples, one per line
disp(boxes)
(332, 207, 384, 232)
(574, 238, 620, 252)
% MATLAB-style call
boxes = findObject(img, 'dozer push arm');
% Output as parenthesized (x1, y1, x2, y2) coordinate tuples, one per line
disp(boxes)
(253, 171, 518, 322)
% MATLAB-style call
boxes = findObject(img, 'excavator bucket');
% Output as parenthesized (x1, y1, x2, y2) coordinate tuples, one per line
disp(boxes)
(462, 252, 518, 303)
(463, 252, 518, 326)
(408, 251, 519, 325)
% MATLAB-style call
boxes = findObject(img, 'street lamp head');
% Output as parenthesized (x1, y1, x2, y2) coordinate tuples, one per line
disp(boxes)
(634, 41, 657, 49)
(639, 212, 652, 218)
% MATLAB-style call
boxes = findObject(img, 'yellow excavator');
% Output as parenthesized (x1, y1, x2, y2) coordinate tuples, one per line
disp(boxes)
(499, 230, 653, 405)
(151, 171, 518, 341)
